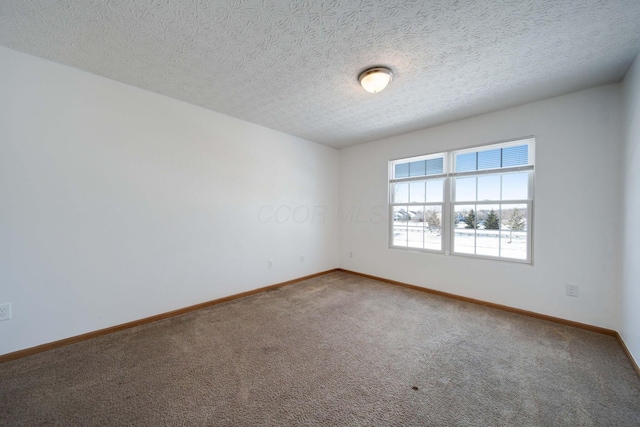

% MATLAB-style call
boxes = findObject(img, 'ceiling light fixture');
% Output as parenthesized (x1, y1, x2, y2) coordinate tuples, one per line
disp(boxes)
(358, 67, 393, 93)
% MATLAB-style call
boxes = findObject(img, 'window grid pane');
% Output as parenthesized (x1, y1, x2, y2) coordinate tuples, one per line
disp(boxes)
(395, 163, 409, 178)
(409, 181, 426, 203)
(454, 205, 476, 254)
(425, 206, 442, 251)
(455, 152, 477, 172)
(501, 172, 529, 200)
(392, 183, 409, 203)
(477, 175, 501, 201)
(502, 145, 528, 167)
(477, 149, 501, 170)
(500, 204, 528, 260)
(409, 161, 426, 177)
(392, 206, 409, 247)
(407, 206, 425, 248)
(476, 205, 500, 257)
(426, 179, 444, 203)
(426, 158, 444, 175)
(455, 177, 476, 202)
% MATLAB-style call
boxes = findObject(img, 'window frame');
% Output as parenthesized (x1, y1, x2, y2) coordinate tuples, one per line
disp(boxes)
(388, 137, 535, 264)
(388, 152, 447, 254)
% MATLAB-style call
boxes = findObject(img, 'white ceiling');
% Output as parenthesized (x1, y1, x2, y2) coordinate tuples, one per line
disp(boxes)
(1, 1, 640, 149)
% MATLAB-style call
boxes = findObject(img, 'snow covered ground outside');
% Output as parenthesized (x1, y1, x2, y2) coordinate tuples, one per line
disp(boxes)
(393, 226, 527, 260)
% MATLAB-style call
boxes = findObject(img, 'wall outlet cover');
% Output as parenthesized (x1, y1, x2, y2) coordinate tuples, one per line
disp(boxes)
(565, 283, 579, 297)
(0, 303, 11, 321)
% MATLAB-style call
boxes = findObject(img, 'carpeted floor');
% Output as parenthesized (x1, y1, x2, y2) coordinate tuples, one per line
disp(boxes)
(1, 271, 639, 426)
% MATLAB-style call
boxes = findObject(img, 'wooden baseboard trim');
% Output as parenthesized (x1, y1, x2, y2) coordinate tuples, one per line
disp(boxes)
(336, 268, 616, 336)
(5, 267, 639, 380)
(0, 269, 338, 364)
(615, 332, 640, 379)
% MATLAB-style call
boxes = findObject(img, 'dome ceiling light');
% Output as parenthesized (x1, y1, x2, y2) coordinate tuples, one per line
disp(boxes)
(358, 67, 394, 93)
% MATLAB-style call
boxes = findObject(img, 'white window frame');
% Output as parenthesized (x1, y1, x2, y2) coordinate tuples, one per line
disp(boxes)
(388, 137, 535, 264)
(388, 152, 447, 254)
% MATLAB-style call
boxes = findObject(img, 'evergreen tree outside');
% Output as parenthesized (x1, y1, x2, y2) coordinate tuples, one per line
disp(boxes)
(505, 208, 526, 243)
(484, 209, 500, 230)
(463, 209, 476, 229)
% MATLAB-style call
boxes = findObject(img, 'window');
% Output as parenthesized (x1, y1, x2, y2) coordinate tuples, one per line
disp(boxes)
(390, 153, 446, 251)
(389, 137, 534, 263)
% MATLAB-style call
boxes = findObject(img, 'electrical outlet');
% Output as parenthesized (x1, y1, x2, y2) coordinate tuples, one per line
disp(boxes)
(0, 303, 11, 321)
(350, 251, 353, 258)
(566, 283, 579, 297)
(300, 256, 304, 263)
(268, 260, 273, 269)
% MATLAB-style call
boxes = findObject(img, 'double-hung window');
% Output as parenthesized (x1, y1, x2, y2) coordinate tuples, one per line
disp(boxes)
(389, 137, 534, 263)
(390, 153, 446, 252)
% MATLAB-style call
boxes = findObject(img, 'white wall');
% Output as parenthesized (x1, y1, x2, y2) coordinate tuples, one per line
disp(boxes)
(621, 52, 640, 364)
(0, 46, 339, 356)
(339, 85, 623, 329)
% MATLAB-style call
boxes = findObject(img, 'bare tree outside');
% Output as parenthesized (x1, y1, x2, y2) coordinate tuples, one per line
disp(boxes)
(425, 209, 441, 232)
(504, 208, 525, 243)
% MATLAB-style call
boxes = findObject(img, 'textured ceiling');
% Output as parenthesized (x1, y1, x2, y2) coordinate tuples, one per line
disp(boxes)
(1, 1, 640, 148)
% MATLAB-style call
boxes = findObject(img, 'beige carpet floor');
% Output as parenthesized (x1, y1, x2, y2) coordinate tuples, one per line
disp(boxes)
(1, 271, 639, 426)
